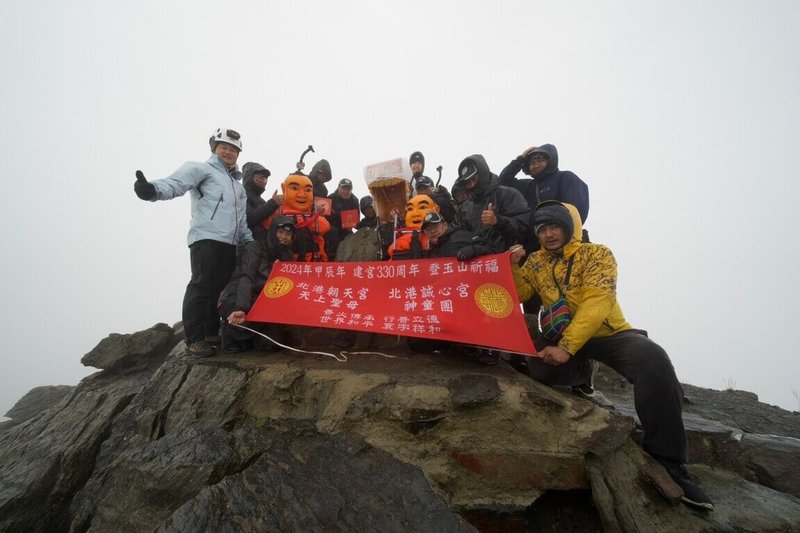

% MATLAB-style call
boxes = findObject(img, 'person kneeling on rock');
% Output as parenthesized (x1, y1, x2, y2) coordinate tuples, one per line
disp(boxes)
(218, 217, 297, 353)
(509, 201, 714, 512)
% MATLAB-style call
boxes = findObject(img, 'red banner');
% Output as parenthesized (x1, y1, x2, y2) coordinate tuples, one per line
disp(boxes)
(246, 253, 537, 355)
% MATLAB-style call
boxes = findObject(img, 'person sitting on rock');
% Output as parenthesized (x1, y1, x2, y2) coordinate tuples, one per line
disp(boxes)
(508, 200, 714, 511)
(264, 173, 330, 261)
(220, 217, 296, 353)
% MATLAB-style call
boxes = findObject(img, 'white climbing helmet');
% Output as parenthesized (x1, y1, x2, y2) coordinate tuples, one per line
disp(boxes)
(208, 128, 243, 152)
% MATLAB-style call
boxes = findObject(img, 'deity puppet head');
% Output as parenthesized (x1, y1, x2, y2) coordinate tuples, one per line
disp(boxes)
(281, 173, 315, 212)
(404, 194, 439, 228)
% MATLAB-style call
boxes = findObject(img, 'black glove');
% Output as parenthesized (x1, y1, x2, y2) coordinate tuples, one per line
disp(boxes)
(134, 170, 156, 201)
(456, 246, 476, 262)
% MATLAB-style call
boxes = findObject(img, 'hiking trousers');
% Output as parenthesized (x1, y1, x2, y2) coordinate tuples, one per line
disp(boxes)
(183, 239, 236, 343)
(526, 329, 688, 463)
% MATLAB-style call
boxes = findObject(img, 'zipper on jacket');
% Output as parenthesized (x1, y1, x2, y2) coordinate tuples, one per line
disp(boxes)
(211, 194, 223, 220)
(231, 175, 239, 244)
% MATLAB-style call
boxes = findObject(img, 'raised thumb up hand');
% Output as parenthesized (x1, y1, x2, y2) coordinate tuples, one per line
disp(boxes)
(481, 202, 497, 226)
(134, 170, 156, 201)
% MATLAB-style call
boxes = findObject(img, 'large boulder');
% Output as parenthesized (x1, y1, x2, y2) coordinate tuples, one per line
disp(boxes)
(3, 385, 74, 425)
(1, 325, 800, 532)
(81, 322, 179, 371)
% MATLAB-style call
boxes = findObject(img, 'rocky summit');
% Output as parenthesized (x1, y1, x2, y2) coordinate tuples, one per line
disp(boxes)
(1, 323, 799, 532)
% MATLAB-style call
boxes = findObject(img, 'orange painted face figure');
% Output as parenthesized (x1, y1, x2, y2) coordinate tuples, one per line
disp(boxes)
(404, 194, 439, 228)
(281, 174, 315, 212)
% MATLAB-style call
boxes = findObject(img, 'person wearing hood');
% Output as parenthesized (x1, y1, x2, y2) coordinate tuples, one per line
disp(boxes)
(509, 201, 714, 512)
(308, 158, 333, 199)
(454, 154, 530, 252)
(499, 144, 589, 251)
(221, 216, 297, 353)
(242, 162, 283, 246)
(355, 195, 378, 229)
(133, 127, 253, 358)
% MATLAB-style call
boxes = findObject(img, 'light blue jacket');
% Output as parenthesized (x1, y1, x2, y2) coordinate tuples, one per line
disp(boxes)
(150, 155, 253, 246)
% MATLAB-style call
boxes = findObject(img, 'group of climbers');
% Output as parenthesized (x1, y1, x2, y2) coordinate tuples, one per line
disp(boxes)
(132, 127, 713, 512)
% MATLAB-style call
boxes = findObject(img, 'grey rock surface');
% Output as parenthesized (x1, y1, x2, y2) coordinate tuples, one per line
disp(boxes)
(81, 322, 178, 370)
(1, 324, 799, 532)
(3, 384, 74, 423)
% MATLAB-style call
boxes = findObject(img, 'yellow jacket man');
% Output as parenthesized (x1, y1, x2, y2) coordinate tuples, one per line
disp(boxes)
(510, 201, 714, 512)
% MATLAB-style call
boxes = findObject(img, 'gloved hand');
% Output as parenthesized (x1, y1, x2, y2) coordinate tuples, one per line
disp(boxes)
(456, 246, 476, 262)
(134, 170, 156, 201)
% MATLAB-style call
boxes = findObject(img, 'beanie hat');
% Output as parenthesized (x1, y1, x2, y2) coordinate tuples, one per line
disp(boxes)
(273, 216, 296, 232)
(359, 195, 374, 214)
(532, 201, 574, 239)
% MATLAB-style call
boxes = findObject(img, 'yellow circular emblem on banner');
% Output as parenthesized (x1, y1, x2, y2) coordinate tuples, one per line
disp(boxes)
(474, 283, 513, 319)
(263, 276, 294, 298)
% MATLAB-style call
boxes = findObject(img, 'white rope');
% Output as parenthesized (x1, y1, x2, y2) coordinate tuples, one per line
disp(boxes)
(231, 324, 348, 362)
(341, 350, 408, 359)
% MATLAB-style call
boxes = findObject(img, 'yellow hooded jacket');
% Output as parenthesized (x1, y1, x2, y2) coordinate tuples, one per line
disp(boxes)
(511, 203, 631, 355)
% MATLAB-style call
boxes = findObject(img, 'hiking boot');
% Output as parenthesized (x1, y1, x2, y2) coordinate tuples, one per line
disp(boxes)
(186, 340, 216, 358)
(221, 337, 243, 354)
(657, 458, 715, 511)
(253, 337, 281, 353)
(477, 349, 501, 365)
(507, 353, 530, 375)
(204, 335, 222, 345)
(572, 359, 598, 399)
(332, 329, 357, 350)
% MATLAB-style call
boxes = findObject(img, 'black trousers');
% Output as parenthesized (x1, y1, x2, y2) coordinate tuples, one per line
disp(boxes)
(526, 330, 688, 463)
(182, 239, 236, 343)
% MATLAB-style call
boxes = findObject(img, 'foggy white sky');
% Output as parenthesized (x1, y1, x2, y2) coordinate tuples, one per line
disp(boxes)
(2, 0, 799, 416)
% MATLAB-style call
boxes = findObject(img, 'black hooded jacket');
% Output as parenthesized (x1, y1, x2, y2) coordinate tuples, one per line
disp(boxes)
(309, 159, 332, 198)
(218, 221, 295, 314)
(427, 225, 494, 260)
(457, 154, 530, 252)
(242, 162, 280, 246)
(356, 195, 377, 229)
(498, 144, 589, 224)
